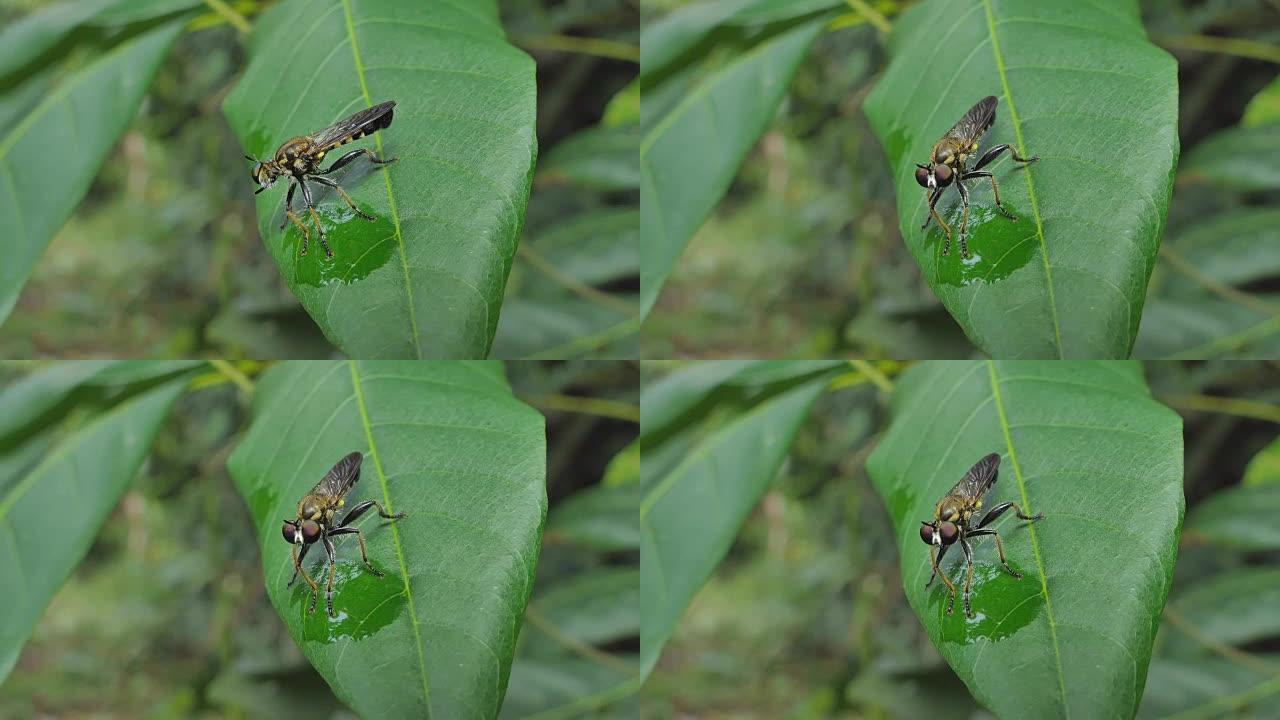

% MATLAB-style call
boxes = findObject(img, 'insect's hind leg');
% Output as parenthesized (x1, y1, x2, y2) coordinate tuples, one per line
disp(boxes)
(319, 147, 398, 175)
(976, 501, 1044, 528)
(972, 143, 1040, 171)
(337, 499, 407, 527)
(311, 175, 376, 222)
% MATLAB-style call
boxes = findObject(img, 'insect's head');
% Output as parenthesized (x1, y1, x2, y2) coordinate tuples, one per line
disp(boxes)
(920, 520, 959, 546)
(915, 163, 953, 190)
(282, 518, 322, 545)
(244, 154, 281, 194)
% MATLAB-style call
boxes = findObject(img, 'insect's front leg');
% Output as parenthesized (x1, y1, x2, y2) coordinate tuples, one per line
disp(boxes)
(298, 179, 333, 258)
(930, 543, 959, 615)
(288, 540, 313, 588)
(279, 179, 298, 231)
(961, 170, 1017, 221)
(967, 527, 1021, 579)
(926, 541, 950, 588)
(329, 526, 385, 578)
(292, 544, 320, 612)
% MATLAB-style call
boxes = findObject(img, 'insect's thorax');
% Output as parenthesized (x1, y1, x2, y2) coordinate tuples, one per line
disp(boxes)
(297, 494, 342, 525)
(935, 495, 982, 524)
(931, 138, 980, 170)
(274, 136, 323, 177)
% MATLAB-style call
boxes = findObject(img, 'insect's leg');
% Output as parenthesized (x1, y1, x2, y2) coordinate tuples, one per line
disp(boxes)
(926, 541, 950, 588)
(955, 180, 972, 258)
(279, 179, 299, 231)
(967, 528, 1022, 579)
(310, 174, 376, 221)
(293, 544, 320, 613)
(977, 501, 1044, 528)
(959, 537, 976, 618)
(961, 170, 1017, 221)
(298, 179, 332, 258)
(338, 498, 408, 527)
(924, 188, 954, 255)
(288, 541, 313, 588)
(329, 526, 385, 577)
(931, 544, 959, 615)
(322, 534, 338, 617)
(319, 148, 398, 175)
(973, 143, 1039, 171)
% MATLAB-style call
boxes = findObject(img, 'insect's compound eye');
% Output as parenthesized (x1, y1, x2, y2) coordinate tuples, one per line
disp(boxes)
(915, 166, 931, 187)
(282, 521, 299, 544)
(300, 520, 322, 544)
(933, 165, 953, 187)
(939, 521, 959, 544)
(920, 522, 935, 544)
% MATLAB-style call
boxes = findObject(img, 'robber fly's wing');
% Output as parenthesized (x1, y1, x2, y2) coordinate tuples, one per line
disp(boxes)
(313, 451, 364, 496)
(943, 95, 998, 145)
(949, 452, 1001, 499)
(309, 101, 396, 153)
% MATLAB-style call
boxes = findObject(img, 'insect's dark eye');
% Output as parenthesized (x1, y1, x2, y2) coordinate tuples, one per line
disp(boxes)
(915, 166, 930, 187)
(301, 520, 322, 543)
(282, 521, 298, 543)
(939, 521, 959, 544)
(934, 165, 953, 186)
(920, 523, 935, 544)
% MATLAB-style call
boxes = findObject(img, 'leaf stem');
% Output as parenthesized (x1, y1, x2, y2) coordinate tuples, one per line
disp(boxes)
(525, 393, 639, 423)
(201, 0, 252, 35)
(1165, 314, 1280, 359)
(513, 34, 639, 63)
(849, 358, 895, 393)
(1160, 393, 1280, 424)
(517, 243, 636, 316)
(842, 0, 892, 35)
(523, 317, 640, 360)
(1161, 673, 1280, 720)
(523, 605, 637, 673)
(1163, 606, 1279, 675)
(1153, 32, 1280, 65)
(521, 677, 642, 720)
(1159, 245, 1280, 317)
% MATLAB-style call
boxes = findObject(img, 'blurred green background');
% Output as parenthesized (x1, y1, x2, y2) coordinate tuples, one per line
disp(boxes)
(642, 360, 1280, 718)
(0, 0, 638, 359)
(640, 0, 1280, 359)
(0, 359, 639, 718)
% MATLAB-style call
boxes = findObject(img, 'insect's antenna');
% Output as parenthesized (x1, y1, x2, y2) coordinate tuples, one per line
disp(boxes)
(916, 163, 929, 170)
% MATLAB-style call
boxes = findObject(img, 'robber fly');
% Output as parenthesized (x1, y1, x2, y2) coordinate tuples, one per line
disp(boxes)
(246, 101, 398, 258)
(915, 95, 1039, 258)
(282, 451, 407, 617)
(919, 453, 1043, 618)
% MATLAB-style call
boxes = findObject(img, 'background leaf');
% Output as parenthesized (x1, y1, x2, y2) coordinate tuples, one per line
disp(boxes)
(227, 361, 545, 719)
(1180, 124, 1280, 192)
(640, 374, 828, 678)
(863, 0, 1179, 358)
(640, 15, 826, 317)
(222, 0, 537, 359)
(0, 20, 184, 326)
(0, 372, 189, 682)
(866, 360, 1183, 718)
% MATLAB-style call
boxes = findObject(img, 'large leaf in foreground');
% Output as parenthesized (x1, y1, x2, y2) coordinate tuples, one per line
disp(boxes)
(867, 361, 1183, 719)
(640, 376, 826, 678)
(0, 374, 188, 682)
(0, 20, 182, 326)
(227, 361, 545, 718)
(864, 0, 1178, 358)
(223, 0, 537, 358)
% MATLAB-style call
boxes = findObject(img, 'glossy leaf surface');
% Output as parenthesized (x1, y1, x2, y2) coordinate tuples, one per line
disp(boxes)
(864, 0, 1179, 358)
(227, 361, 545, 718)
(0, 374, 189, 682)
(0, 20, 183, 326)
(640, 376, 827, 677)
(223, 0, 537, 358)
(867, 360, 1183, 719)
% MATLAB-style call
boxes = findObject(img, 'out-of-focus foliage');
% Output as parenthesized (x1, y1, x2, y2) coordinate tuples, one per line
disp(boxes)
(640, 0, 1280, 360)
(0, 0, 637, 359)
(642, 359, 1280, 719)
(0, 359, 638, 718)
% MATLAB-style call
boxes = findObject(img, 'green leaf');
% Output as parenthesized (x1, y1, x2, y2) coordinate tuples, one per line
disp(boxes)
(1134, 294, 1280, 359)
(546, 482, 639, 551)
(640, 376, 826, 678)
(640, 17, 825, 317)
(222, 0, 537, 359)
(1166, 208, 1280, 286)
(1184, 484, 1280, 550)
(528, 209, 640, 287)
(1242, 75, 1280, 127)
(530, 568, 639, 647)
(0, 375, 188, 682)
(1244, 436, 1280, 486)
(539, 125, 640, 192)
(0, 20, 183, 326)
(1181, 124, 1280, 192)
(863, 0, 1179, 358)
(1162, 568, 1280, 657)
(227, 361, 546, 719)
(866, 361, 1184, 719)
